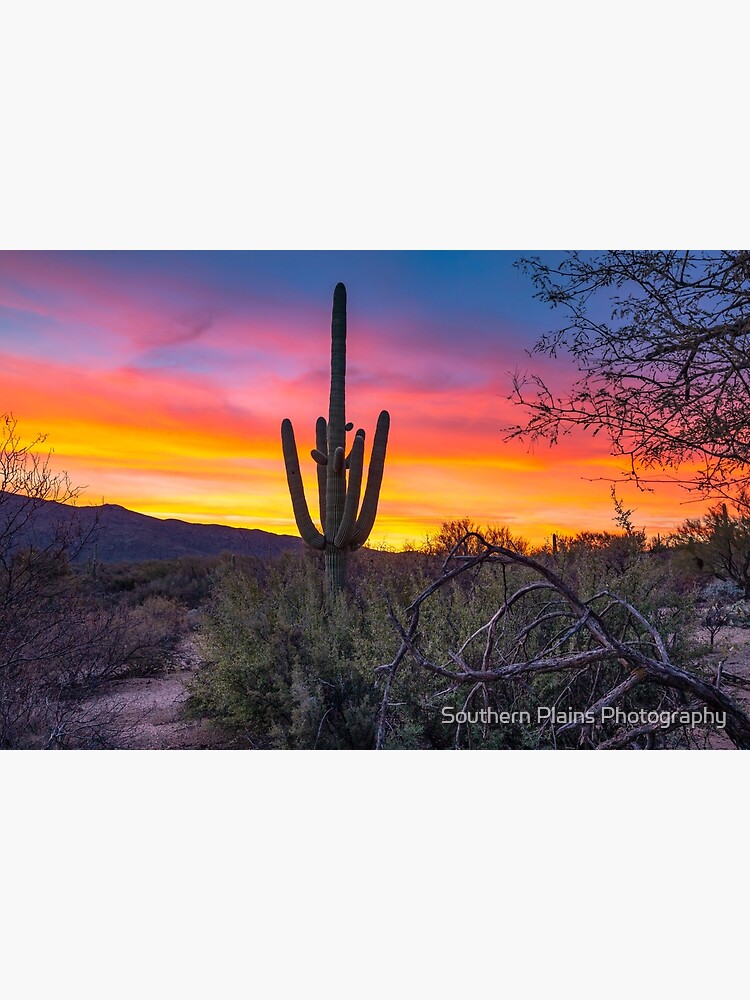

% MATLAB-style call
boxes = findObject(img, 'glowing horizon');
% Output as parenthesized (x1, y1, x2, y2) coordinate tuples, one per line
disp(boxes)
(0, 251, 717, 550)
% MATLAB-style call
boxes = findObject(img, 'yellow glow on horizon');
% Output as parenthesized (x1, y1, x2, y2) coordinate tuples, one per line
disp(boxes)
(53, 449, 711, 552)
(6, 350, 719, 554)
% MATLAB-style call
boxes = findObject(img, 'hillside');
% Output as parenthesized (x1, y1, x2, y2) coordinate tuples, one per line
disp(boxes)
(0, 492, 303, 563)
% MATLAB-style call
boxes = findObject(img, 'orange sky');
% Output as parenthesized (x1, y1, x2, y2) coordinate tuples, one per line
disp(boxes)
(0, 251, 714, 549)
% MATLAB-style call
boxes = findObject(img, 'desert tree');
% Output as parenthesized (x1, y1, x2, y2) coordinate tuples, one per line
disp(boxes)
(0, 413, 104, 745)
(0, 414, 87, 642)
(672, 495, 750, 599)
(0, 414, 180, 748)
(509, 251, 750, 506)
(423, 517, 529, 557)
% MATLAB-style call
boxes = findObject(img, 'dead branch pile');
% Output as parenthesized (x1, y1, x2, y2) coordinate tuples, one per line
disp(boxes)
(376, 533, 750, 750)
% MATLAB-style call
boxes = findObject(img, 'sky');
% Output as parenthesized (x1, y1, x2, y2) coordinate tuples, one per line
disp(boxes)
(0, 250, 707, 548)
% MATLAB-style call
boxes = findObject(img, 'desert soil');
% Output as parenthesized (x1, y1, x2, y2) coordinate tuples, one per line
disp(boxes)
(85, 635, 246, 750)
(703, 625, 750, 749)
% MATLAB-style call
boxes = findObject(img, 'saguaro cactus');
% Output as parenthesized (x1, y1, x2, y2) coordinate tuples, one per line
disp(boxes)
(281, 283, 390, 591)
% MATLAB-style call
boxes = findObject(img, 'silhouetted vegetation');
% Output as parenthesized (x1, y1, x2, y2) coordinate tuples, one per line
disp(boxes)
(281, 283, 390, 591)
(511, 251, 750, 508)
(672, 495, 750, 598)
(0, 415, 195, 748)
(93, 554, 223, 608)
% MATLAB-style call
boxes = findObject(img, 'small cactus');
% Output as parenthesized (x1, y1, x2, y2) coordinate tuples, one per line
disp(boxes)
(281, 283, 390, 591)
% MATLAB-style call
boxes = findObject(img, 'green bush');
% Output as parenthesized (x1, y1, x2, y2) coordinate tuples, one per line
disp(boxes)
(189, 547, 555, 748)
(188, 523, 711, 750)
(94, 555, 220, 608)
(189, 553, 397, 748)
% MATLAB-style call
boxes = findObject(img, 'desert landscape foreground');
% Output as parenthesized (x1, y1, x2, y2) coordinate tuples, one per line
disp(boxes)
(73, 573, 750, 751)
(84, 625, 750, 751)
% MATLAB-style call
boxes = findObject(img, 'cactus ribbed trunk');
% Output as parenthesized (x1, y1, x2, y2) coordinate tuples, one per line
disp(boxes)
(325, 546, 347, 592)
(326, 284, 348, 584)
(281, 282, 390, 593)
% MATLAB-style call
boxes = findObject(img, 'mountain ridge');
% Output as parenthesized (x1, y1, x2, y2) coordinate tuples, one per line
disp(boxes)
(0, 491, 304, 563)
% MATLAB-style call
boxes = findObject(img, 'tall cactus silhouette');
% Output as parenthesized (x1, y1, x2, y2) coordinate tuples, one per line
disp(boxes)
(281, 283, 390, 591)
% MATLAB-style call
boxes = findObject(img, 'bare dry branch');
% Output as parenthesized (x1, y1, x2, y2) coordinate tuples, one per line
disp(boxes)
(378, 531, 750, 750)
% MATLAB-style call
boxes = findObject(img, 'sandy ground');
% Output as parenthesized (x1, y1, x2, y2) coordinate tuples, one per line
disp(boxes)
(702, 625, 750, 749)
(85, 636, 246, 750)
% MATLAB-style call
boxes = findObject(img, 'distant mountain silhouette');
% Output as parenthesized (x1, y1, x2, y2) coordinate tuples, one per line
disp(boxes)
(0, 492, 303, 563)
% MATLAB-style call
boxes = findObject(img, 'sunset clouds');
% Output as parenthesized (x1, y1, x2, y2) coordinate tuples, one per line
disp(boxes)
(0, 251, 707, 546)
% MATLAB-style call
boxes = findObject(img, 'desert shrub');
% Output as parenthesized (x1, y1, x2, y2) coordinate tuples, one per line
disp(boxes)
(390, 528, 729, 749)
(189, 517, 725, 750)
(0, 579, 188, 748)
(397, 563, 698, 748)
(191, 544, 554, 748)
(190, 554, 385, 747)
(95, 555, 220, 608)
(393, 518, 718, 748)
(672, 497, 750, 598)
(75, 595, 186, 683)
(0, 416, 193, 748)
(702, 578, 743, 603)
(423, 517, 528, 557)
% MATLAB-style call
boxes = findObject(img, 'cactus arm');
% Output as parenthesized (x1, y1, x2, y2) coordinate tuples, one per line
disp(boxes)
(281, 418, 325, 550)
(334, 430, 365, 548)
(344, 427, 364, 469)
(350, 410, 390, 549)
(315, 416, 327, 528)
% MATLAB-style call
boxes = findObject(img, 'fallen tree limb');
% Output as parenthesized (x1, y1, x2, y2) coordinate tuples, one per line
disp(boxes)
(377, 533, 750, 750)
